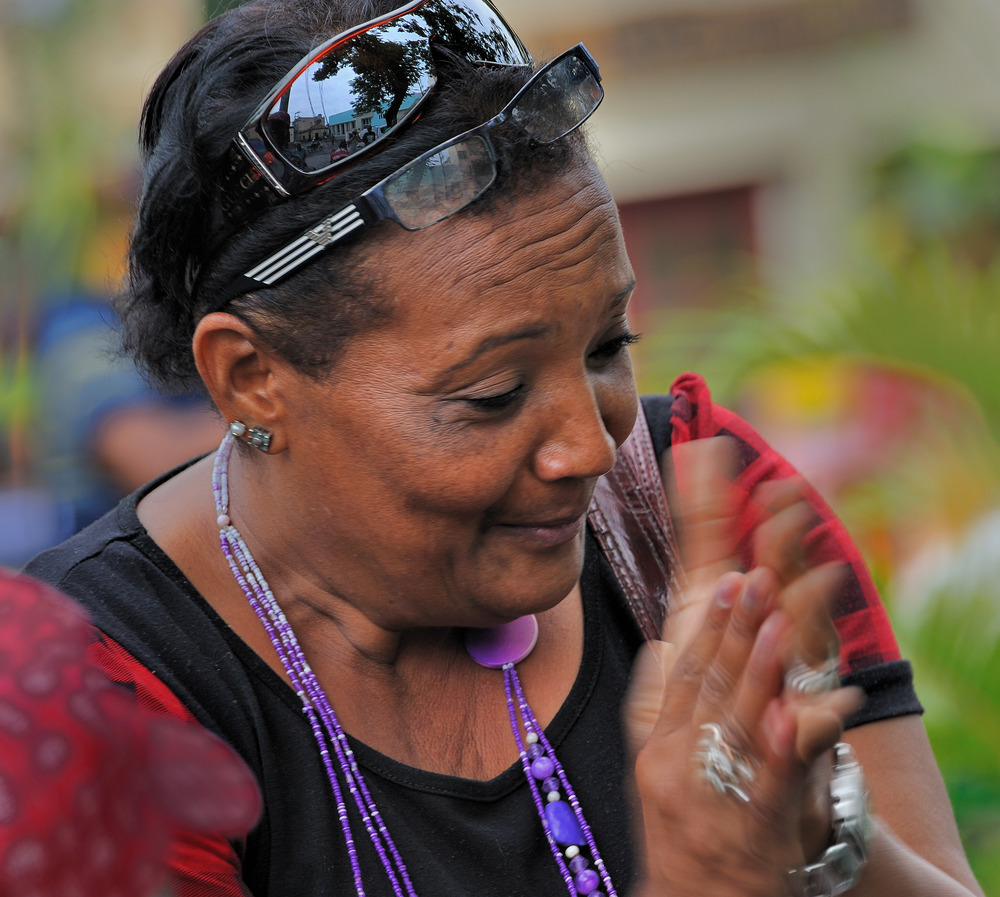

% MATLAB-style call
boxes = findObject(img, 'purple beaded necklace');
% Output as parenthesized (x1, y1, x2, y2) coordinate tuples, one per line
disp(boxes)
(213, 432, 617, 897)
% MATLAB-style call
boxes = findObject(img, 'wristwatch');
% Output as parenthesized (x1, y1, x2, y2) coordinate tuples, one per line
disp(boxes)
(788, 742, 872, 897)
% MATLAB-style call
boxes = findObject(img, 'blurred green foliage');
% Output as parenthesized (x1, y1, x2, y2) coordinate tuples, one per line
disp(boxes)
(4, 0, 122, 289)
(902, 585, 1000, 887)
(1, 0, 198, 474)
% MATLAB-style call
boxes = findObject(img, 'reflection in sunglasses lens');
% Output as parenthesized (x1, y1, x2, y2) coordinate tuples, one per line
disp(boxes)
(386, 137, 495, 229)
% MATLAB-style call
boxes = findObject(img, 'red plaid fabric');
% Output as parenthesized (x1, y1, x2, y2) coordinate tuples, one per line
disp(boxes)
(668, 372, 901, 673)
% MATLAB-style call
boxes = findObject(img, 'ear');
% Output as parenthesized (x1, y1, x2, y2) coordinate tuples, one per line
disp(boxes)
(192, 313, 288, 453)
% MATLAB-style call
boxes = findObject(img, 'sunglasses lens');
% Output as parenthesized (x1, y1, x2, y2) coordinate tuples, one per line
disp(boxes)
(511, 53, 603, 144)
(248, 0, 530, 181)
(263, 27, 436, 175)
(384, 135, 496, 229)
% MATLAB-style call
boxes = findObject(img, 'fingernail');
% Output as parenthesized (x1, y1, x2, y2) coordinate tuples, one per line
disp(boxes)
(741, 574, 767, 615)
(763, 700, 793, 758)
(714, 576, 740, 609)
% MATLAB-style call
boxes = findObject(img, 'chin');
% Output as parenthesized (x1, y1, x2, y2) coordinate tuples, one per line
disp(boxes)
(484, 545, 585, 621)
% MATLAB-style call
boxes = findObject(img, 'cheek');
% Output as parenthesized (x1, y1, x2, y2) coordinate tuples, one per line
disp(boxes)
(360, 417, 526, 524)
(599, 361, 640, 449)
(401, 437, 523, 516)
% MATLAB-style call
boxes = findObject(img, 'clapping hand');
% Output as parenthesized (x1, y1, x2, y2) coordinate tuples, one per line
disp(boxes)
(624, 438, 863, 897)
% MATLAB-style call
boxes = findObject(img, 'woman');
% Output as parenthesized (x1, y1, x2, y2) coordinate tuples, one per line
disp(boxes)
(330, 140, 350, 163)
(25, 0, 984, 895)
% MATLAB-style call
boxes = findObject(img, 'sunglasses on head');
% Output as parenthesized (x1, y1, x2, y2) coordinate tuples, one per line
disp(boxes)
(209, 42, 603, 309)
(209, 0, 531, 251)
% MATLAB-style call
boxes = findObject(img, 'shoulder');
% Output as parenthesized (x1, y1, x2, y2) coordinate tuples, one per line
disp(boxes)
(659, 371, 766, 450)
(639, 374, 912, 711)
(648, 372, 815, 487)
(24, 498, 145, 600)
(23, 460, 206, 615)
(23, 487, 259, 727)
(640, 372, 732, 446)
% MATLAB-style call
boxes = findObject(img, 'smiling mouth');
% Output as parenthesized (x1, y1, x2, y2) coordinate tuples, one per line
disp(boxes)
(496, 512, 588, 549)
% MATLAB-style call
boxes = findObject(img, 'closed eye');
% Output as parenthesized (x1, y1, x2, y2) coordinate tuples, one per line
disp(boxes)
(462, 383, 526, 412)
(591, 331, 641, 361)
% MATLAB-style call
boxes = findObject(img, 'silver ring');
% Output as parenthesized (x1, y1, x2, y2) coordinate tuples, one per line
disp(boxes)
(784, 655, 839, 696)
(696, 723, 756, 803)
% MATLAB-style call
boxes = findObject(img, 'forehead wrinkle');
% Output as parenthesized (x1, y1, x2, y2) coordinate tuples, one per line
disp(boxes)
(403, 169, 621, 301)
(466, 188, 617, 294)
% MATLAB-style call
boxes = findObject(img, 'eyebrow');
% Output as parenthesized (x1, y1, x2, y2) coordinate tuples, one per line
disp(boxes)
(438, 278, 637, 379)
(614, 279, 637, 309)
(439, 324, 552, 377)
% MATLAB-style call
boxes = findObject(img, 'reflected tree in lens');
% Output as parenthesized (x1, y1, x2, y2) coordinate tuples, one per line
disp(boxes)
(314, 34, 426, 129)
(311, 0, 526, 129)
(412, 1, 528, 66)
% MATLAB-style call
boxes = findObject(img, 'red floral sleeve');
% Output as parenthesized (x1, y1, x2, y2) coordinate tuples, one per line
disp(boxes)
(88, 637, 254, 897)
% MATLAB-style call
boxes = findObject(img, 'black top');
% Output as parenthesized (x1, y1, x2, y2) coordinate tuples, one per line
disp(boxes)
(24, 395, 921, 896)
(27, 485, 645, 895)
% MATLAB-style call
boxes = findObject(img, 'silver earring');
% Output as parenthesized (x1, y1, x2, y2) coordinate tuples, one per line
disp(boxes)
(247, 426, 272, 453)
(228, 420, 272, 453)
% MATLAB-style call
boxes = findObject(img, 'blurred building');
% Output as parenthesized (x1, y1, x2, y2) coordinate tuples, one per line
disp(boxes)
(499, 0, 1000, 327)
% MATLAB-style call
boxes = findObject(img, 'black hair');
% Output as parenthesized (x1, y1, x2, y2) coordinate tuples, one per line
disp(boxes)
(115, 0, 588, 395)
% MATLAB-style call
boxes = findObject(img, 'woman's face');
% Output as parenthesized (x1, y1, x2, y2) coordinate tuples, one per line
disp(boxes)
(278, 160, 639, 629)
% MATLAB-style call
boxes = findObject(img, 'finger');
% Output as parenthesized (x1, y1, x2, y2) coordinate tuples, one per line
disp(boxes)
(778, 562, 845, 667)
(752, 498, 817, 585)
(792, 687, 865, 764)
(623, 640, 677, 755)
(652, 575, 741, 738)
(663, 437, 742, 585)
(743, 686, 828, 822)
(753, 476, 811, 517)
(747, 697, 811, 838)
(799, 751, 835, 860)
(664, 569, 742, 652)
(693, 567, 778, 722)
(756, 679, 863, 764)
(726, 605, 792, 752)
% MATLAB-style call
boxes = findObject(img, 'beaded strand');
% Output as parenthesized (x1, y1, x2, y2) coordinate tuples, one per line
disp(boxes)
(503, 663, 618, 897)
(213, 431, 618, 897)
(214, 433, 416, 897)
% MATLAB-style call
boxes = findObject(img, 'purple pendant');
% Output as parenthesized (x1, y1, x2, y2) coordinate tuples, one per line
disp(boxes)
(465, 615, 539, 668)
(545, 799, 586, 846)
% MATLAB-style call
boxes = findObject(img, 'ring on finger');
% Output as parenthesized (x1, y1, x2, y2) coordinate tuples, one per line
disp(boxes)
(784, 654, 839, 696)
(696, 722, 757, 803)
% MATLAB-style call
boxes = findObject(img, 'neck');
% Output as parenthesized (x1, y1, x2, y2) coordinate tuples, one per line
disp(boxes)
(204, 432, 586, 774)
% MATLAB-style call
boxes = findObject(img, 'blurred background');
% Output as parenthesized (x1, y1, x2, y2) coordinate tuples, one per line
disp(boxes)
(1, 0, 998, 888)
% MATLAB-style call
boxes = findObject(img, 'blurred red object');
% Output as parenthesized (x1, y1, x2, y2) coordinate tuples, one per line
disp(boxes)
(0, 568, 262, 897)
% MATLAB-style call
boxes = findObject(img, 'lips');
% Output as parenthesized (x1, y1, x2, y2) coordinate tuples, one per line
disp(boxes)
(494, 509, 590, 549)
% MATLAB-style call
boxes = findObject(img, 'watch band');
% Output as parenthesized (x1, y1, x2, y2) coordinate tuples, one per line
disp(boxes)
(788, 742, 872, 897)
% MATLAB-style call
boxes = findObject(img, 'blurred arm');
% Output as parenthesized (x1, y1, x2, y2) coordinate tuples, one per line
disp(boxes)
(847, 714, 985, 897)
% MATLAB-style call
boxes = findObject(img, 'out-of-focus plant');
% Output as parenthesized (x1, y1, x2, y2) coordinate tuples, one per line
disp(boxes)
(1, 0, 133, 473)
(632, 140, 1000, 892)
(0, 0, 199, 485)
(0, 324, 36, 485)
(901, 579, 1000, 886)
(3, 0, 118, 291)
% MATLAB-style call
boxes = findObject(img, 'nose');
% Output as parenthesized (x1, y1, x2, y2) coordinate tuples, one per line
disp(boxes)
(532, 379, 620, 483)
